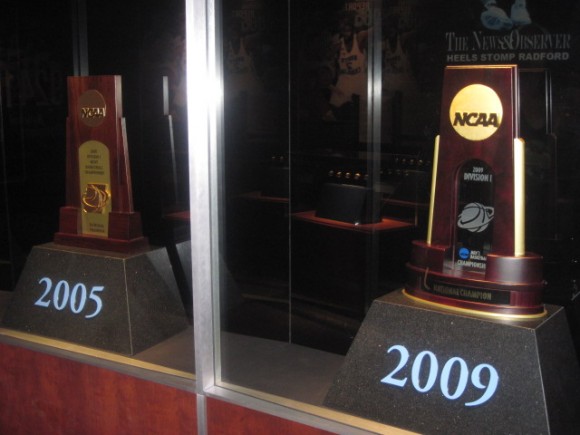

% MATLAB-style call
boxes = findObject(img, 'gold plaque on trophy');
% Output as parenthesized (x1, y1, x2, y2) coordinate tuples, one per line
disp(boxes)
(78, 140, 111, 236)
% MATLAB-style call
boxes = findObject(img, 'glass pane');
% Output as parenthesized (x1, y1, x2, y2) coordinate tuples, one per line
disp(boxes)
(83, 0, 192, 372)
(1, 0, 192, 377)
(218, 0, 580, 429)
(221, 0, 291, 344)
(0, 2, 72, 291)
(219, 0, 430, 401)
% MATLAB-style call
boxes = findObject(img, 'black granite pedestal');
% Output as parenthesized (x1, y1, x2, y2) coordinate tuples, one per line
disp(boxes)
(174, 240, 192, 294)
(324, 290, 580, 434)
(165, 240, 193, 317)
(1, 243, 188, 355)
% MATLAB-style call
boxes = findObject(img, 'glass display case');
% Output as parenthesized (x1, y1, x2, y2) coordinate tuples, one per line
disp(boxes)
(0, 0, 193, 381)
(1, 0, 580, 433)
(193, 0, 580, 432)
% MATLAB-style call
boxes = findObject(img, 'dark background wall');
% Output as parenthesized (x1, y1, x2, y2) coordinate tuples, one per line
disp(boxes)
(0, 2, 72, 290)
(0, 0, 188, 292)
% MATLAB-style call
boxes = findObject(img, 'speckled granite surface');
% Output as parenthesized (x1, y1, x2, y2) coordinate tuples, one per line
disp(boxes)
(1, 243, 188, 355)
(325, 290, 580, 434)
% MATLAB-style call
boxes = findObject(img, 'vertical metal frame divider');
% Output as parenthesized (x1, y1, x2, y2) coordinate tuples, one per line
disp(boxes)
(186, 0, 218, 432)
(186, 0, 407, 433)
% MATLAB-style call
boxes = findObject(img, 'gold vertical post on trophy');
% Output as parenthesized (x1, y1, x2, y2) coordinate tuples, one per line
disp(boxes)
(514, 138, 525, 256)
(426, 135, 440, 245)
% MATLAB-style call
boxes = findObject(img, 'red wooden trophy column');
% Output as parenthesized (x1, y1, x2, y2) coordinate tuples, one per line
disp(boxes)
(55, 75, 147, 252)
(405, 65, 544, 317)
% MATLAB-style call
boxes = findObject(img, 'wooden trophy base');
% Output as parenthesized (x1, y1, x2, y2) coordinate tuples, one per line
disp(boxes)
(55, 206, 149, 254)
(405, 240, 545, 318)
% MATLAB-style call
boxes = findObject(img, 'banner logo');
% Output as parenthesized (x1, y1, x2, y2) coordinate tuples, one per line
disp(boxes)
(449, 84, 503, 141)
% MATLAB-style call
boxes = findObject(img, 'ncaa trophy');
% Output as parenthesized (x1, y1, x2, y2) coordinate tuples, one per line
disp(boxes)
(1, 76, 188, 355)
(54, 76, 148, 252)
(405, 65, 545, 317)
(324, 65, 580, 433)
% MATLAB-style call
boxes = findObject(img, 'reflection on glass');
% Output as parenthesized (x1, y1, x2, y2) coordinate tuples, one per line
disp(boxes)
(218, 0, 432, 408)
(216, 0, 580, 432)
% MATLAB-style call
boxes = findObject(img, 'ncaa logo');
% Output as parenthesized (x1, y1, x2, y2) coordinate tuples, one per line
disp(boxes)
(449, 84, 503, 141)
(458, 247, 470, 260)
(78, 89, 107, 128)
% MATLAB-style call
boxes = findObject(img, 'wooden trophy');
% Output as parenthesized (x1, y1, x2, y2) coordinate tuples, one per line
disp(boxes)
(405, 65, 545, 317)
(54, 75, 148, 253)
(1, 77, 188, 355)
(324, 67, 580, 432)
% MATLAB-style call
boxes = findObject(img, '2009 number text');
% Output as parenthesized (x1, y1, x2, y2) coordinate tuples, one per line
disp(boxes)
(380, 344, 499, 407)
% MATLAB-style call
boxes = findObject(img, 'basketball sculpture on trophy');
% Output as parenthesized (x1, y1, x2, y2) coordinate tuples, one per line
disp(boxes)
(405, 65, 545, 317)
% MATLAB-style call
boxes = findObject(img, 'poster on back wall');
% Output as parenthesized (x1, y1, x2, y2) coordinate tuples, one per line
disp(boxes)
(292, 0, 371, 150)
